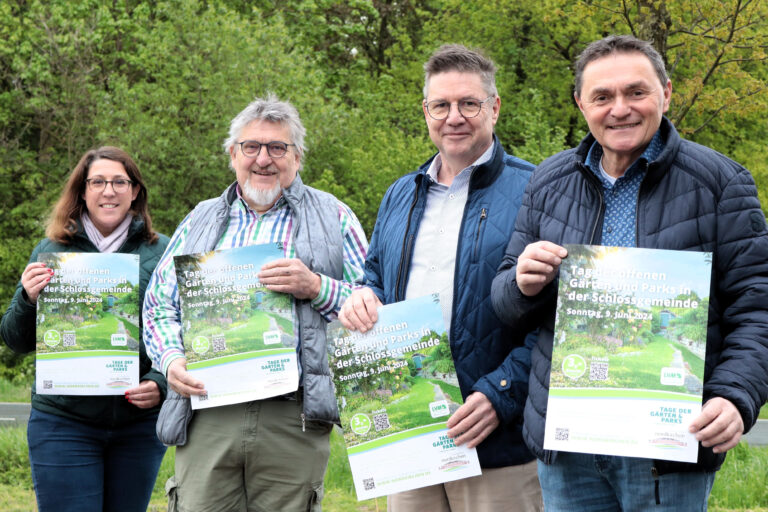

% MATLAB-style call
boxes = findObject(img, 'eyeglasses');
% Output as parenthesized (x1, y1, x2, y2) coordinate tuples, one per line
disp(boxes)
(237, 140, 296, 158)
(424, 96, 495, 120)
(85, 178, 134, 193)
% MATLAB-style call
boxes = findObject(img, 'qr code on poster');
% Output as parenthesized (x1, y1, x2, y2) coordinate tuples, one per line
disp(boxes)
(373, 412, 390, 432)
(363, 478, 375, 491)
(212, 334, 227, 353)
(43, 380, 53, 389)
(589, 362, 609, 381)
(555, 428, 569, 441)
(63, 332, 76, 347)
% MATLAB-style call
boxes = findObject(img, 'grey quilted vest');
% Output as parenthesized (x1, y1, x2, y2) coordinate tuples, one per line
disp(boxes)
(178, 175, 343, 423)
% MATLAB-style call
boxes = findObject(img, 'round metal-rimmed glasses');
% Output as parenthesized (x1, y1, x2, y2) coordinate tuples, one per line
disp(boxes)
(424, 96, 495, 120)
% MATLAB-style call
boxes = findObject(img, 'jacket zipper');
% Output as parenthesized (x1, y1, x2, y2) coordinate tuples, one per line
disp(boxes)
(589, 187, 605, 244)
(635, 162, 650, 245)
(395, 185, 421, 301)
(473, 208, 488, 260)
(577, 163, 606, 244)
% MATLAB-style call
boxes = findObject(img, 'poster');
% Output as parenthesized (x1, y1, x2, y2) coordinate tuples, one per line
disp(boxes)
(327, 294, 481, 500)
(35, 252, 140, 395)
(544, 245, 712, 463)
(175, 243, 298, 409)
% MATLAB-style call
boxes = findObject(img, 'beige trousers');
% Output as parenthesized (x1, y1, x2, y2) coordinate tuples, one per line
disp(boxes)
(387, 459, 543, 512)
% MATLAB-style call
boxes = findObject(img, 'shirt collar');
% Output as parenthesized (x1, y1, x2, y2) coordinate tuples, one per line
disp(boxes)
(426, 140, 495, 184)
(585, 130, 665, 181)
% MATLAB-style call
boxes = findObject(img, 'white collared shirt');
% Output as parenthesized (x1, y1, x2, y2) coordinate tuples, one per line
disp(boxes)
(405, 143, 494, 333)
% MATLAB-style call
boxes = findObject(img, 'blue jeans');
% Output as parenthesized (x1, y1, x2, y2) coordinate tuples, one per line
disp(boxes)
(537, 452, 716, 512)
(27, 408, 166, 512)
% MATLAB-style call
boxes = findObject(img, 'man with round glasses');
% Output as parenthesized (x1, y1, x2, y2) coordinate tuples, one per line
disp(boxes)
(340, 44, 542, 511)
(143, 95, 368, 511)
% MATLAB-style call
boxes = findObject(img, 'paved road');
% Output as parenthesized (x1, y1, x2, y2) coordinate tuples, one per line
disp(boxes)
(744, 419, 768, 446)
(2, 402, 767, 446)
(0, 402, 31, 428)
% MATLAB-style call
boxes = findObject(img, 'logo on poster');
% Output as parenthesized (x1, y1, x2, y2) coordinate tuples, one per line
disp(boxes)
(439, 454, 470, 472)
(263, 330, 281, 345)
(111, 334, 127, 346)
(562, 354, 586, 379)
(660, 367, 684, 386)
(43, 330, 61, 347)
(350, 413, 371, 435)
(429, 400, 450, 418)
(192, 336, 210, 354)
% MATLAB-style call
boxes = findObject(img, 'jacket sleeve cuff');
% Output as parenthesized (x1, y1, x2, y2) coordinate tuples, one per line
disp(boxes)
(161, 350, 186, 377)
(140, 367, 169, 401)
(472, 372, 524, 426)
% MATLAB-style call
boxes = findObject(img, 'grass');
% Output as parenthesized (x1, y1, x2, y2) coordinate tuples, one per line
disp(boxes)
(674, 339, 705, 378)
(123, 319, 140, 341)
(36, 312, 138, 353)
(709, 442, 768, 510)
(0, 380, 30, 403)
(0, 422, 767, 510)
(186, 311, 294, 364)
(338, 377, 455, 446)
(551, 337, 700, 394)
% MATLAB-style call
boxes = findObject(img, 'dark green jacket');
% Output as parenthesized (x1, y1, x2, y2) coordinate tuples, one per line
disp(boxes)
(0, 217, 169, 427)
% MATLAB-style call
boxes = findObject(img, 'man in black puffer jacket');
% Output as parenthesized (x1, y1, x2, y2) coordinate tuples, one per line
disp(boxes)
(492, 34, 768, 511)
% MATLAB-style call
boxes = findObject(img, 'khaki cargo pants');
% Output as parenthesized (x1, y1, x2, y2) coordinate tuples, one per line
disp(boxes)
(166, 399, 331, 512)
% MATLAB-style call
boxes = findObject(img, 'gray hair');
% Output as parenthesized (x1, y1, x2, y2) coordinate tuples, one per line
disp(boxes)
(423, 44, 498, 99)
(223, 94, 307, 165)
(574, 35, 668, 98)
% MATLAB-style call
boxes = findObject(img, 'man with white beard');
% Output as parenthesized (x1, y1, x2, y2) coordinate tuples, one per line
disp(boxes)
(143, 95, 368, 511)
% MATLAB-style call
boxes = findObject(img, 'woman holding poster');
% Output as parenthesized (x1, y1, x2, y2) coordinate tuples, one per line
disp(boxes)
(0, 146, 169, 512)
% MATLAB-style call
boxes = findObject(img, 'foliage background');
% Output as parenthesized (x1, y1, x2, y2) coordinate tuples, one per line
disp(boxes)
(1, 0, 767, 377)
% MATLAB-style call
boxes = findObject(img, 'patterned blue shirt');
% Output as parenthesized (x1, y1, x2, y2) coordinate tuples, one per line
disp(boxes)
(584, 131, 664, 247)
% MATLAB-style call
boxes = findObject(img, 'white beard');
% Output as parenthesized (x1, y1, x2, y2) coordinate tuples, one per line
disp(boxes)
(241, 179, 282, 211)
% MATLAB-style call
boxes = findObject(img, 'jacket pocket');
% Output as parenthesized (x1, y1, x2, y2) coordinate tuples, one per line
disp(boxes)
(306, 482, 324, 512)
(166, 475, 179, 512)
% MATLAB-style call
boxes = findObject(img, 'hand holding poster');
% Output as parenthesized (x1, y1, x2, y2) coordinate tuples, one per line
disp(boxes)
(175, 243, 298, 409)
(327, 294, 481, 500)
(36, 252, 140, 395)
(544, 245, 712, 463)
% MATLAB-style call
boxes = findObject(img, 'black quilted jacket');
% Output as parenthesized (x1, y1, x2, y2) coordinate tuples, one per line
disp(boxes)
(491, 117, 768, 474)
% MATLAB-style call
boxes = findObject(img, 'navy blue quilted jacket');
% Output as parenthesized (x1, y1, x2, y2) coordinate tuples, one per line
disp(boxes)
(363, 138, 537, 468)
(491, 118, 768, 474)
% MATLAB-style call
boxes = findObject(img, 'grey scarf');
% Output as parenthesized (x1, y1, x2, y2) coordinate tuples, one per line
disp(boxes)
(81, 212, 132, 253)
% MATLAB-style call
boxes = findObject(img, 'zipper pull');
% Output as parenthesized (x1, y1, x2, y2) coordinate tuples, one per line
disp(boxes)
(301, 412, 306, 432)
(480, 207, 487, 219)
(651, 466, 660, 505)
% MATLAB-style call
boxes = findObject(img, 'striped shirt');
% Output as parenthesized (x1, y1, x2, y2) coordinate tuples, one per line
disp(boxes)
(143, 185, 368, 375)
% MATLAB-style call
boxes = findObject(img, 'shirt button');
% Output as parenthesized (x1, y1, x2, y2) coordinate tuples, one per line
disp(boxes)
(430, 265, 437, 271)
(500, 379, 507, 387)
(607, 226, 613, 233)
(449, 194, 455, 199)
(439, 228, 445, 234)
